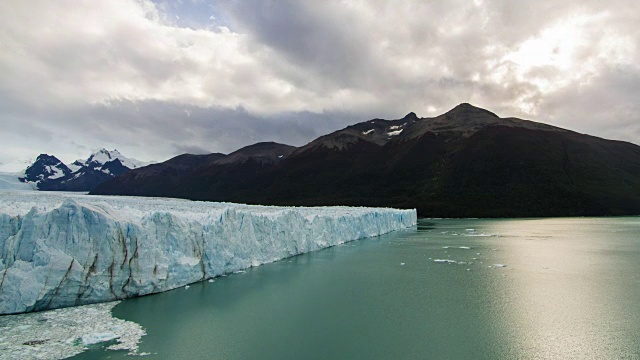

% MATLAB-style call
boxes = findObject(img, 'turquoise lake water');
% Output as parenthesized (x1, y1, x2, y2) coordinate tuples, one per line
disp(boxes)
(73, 217, 640, 359)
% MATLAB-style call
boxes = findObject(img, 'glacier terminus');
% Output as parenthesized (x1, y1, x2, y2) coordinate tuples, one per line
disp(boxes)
(0, 191, 416, 314)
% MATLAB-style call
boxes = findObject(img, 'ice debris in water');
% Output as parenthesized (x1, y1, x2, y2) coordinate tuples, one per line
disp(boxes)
(459, 246, 471, 249)
(493, 264, 507, 268)
(400, 263, 406, 266)
(82, 332, 117, 345)
(433, 259, 457, 264)
(0, 301, 145, 360)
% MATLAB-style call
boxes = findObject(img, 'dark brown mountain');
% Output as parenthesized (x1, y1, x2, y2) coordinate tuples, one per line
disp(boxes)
(92, 104, 640, 217)
(93, 142, 295, 199)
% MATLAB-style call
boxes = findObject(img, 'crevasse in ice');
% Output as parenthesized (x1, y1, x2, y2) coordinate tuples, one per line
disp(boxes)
(0, 191, 416, 314)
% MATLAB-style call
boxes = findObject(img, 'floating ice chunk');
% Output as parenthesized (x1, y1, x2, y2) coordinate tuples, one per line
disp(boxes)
(433, 259, 457, 264)
(208, 279, 215, 283)
(442, 246, 450, 249)
(82, 332, 118, 345)
(184, 285, 190, 290)
(459, 246, 471, 249)
(493, 264, 507, 268)
(234, 270, 246, 274)
(400, 263, 406, 266)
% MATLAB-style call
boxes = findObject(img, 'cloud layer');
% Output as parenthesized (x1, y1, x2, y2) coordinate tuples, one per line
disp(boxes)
(0, 0, 638, 170)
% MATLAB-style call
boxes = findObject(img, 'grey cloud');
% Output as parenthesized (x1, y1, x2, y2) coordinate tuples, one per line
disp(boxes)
(221, 0, 640, 125)
(537, 65, 640, 144)
(0, 97, 364, 164)
(172, 144, 213, 155)
(0, 0, 639, 170)
(222, 1, 374, 87)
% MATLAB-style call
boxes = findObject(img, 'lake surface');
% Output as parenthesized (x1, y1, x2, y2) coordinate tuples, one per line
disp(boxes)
(73, 218, 640, 359)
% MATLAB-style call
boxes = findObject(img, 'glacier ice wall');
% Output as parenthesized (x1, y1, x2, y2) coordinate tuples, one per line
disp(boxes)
(0, 191, 416, 314)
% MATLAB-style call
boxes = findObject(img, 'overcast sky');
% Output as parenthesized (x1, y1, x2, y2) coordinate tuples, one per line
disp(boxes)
(1, 0, 639, 171)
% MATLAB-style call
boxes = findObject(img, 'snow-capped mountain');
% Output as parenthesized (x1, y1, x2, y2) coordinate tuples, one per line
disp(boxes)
(20, 154, 72, 183)
(17, 149, 152, 192)
(71, 148, 150, 171)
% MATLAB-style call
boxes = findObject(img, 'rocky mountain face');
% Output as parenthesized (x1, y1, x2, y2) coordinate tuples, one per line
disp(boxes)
(20, 154, 72, 183)
(20, 149, 150, 192)
(92, 104, 640, 217)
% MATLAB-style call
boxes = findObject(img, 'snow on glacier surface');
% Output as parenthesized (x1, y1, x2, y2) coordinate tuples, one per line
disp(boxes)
(0, 173, 34, 191)
(0, 190, 416, 314)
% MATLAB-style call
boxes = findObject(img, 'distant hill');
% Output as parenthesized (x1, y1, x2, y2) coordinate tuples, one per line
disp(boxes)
(92, 104, 640, 217)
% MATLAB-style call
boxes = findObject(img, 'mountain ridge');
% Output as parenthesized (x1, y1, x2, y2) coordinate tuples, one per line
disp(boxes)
(89, 103, 640, 217)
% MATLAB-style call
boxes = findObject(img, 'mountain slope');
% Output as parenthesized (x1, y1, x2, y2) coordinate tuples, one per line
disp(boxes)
(93, 142, 296, 199)
(90, 153, 227, 197)
(92, 104, 640, 217)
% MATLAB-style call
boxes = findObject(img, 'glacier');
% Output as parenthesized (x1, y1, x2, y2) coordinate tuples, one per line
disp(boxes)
(0, 191, 416, 314)
(0, 173, 34, 191)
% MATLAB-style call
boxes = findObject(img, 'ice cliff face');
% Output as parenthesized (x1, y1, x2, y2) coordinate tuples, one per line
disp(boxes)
(0, 191, 416, 314)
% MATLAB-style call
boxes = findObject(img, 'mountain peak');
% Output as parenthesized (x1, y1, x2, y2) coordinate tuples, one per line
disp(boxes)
(446, 103, 499, 118)
(403, 112, 419, 121)
(34, 154, 60, 163)
(22, 154, 71, 183)
(81, 149, 147, 170)
(215, 142, 296, 165)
